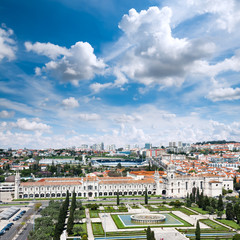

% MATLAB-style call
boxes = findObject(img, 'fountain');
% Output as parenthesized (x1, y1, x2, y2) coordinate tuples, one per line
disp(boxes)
(130, 213, 166, 223)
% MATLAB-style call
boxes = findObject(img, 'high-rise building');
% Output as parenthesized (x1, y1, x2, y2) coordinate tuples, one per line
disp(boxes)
(145, 143, 152, 149)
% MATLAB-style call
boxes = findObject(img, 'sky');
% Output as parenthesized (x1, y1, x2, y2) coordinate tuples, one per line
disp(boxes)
(0, 0, 240, 149)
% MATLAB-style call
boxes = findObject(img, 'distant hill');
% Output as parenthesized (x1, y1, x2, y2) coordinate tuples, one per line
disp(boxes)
(195, 140, 239, 145)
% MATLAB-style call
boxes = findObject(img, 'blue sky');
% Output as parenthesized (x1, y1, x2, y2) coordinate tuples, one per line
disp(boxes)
(0, 0, 240, 149)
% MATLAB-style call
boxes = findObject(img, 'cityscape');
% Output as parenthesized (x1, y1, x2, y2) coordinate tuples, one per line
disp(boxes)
(1, 0, 240, 240)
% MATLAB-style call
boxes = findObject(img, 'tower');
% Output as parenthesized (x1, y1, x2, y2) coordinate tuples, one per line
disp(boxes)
(167, 164, 176, 180)
(14, 171, 20, 199)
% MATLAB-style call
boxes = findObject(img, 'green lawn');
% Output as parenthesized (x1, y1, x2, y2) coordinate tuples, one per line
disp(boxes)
(71, 223, 87, 236)
(90, 210, 99, 218)
(92, 222, 105, 236)
(190, 207, 208, 215)
(98, 206, 128, 213)
(106, 230, 146, 236)
(200, 219, 228, 231)
(178, 207, 197, 216)
(216, 219, 240, 230)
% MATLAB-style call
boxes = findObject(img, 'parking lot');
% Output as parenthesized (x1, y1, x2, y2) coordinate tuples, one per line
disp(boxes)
(0, 205, 30, 240)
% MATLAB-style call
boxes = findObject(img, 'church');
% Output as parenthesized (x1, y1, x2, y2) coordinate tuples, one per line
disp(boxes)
(14, 165, 233, 199)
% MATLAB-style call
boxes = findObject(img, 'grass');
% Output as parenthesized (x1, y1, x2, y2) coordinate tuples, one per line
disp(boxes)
(98, 206, 128, 213)
(71, 223, 87, 236)
(178, 207, 197, 216)
(200, 219, 229, 231)
(90, 210, 99, 218)
(106, 230, 146, 236)
(190, 207, 209, 215)
(112, 213, 192, 229)
(92, 222, 105, 236)
(216, 219, 240, 230)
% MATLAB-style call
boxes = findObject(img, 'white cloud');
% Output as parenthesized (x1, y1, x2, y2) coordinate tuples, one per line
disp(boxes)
(0, 25, 17, 62)
(78, 113, 101, 121)
(207, 87, 240, 101)
(114, 114, 143, 123)
(0, 98, 35, 115)
(165, 0, 240, 33)
(90, 68, 128, 93)
(116, 6, 215, 88)
(26, 41, 106, 85)
(90, 82, 112, 93)
(25, 41, 70, 59)
(14, 118, 51, 132)
(62, 97, 79, 108)
(0, 110, 14, 118)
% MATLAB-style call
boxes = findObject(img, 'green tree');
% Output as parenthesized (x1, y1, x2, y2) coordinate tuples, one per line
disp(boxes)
(117, 190, 120, 205)
(226, 202, 234, 220)
(233, 234, 240, 240)
(146, 226, 151, 240)
(67, 191, 77, 235)
(206, 206, 215, 215)
(210, 198, 217, 210)
(217, 195, 224, 211)
(145, 187, 148, 205)
(198, 191, 204, 208)
(216, 210, 223, 219)
(82, 235, 88, 240)
(234, 203, 240, 224)
(150, 230, 156, 240)
(195, 220, 200, 240)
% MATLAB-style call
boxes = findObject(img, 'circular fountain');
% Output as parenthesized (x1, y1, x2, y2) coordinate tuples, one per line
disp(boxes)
(130, 213, 166, 223)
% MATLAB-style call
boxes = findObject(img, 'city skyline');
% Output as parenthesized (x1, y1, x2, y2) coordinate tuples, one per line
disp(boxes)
(0, 0, 240, 149)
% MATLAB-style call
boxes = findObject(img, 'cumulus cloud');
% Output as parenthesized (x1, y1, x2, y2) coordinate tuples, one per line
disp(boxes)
(165, 0, 240, 33)
(116, 7, 215, 88)
(90, 68, 128, 93)
(0, 110, 14, 118)
(13, 118, 51, 132)
(26, 41, 106, 85)
(90, 82, 112, 93)
(0, 25, 17, 62)
(207, 87, 240, 101)
(78, 113, 101, 121)
(25, 41, 70, 59)
(62, 97, 79, 108)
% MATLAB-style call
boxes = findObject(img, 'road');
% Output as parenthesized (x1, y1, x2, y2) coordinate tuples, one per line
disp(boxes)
(16, 223, 33, 240)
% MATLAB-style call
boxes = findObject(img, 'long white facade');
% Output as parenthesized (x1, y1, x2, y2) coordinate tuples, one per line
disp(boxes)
(14, 166, 233, 199)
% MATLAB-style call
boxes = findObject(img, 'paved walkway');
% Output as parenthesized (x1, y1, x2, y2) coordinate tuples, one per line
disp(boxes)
(153, 227, 189, 240)
(99, 212, 118, 231)
(138, 204, 150, 213)
(172, 211, 209, 229)
(86, 208, 94, 240)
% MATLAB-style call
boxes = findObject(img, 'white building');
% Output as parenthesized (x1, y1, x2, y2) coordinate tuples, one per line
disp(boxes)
(14, 165, 233, 200)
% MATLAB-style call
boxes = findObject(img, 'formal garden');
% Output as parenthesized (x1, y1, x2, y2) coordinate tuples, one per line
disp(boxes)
(26, 188, 240, 240)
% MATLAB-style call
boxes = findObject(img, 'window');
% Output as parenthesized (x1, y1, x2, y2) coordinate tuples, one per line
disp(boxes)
(186, 182, 188, 190)
(171, 182, 173, 187)
(178, 182, 180, 187)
